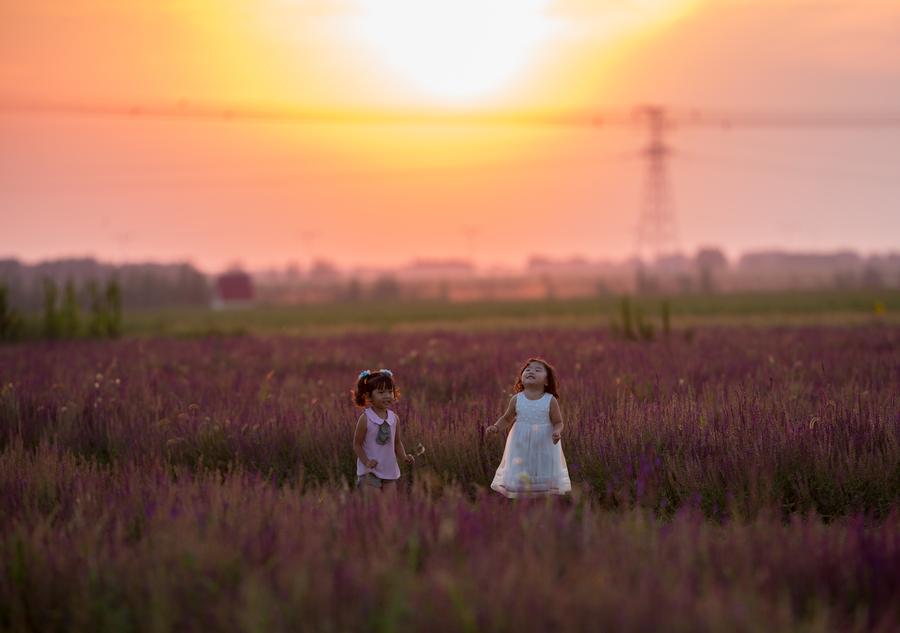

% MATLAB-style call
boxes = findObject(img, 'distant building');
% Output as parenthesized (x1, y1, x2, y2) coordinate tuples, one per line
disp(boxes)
(307, 259, 343, 284)
(397, 258, 475, 281)
(213, 270, 254, 309)
(526, 256, 617, 278)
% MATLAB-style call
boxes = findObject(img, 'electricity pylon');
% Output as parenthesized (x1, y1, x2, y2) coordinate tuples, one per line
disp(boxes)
(632, 105, 678, 262)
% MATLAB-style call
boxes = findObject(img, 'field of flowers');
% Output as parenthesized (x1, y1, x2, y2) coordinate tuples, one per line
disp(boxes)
(2, 324, 899, 631)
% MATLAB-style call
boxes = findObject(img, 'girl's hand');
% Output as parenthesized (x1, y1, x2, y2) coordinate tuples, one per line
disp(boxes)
(366, 458, 378, 469)
(552, 429, 562, 444)
(484, 424, 499, 437)
(404, 454, 415, 465)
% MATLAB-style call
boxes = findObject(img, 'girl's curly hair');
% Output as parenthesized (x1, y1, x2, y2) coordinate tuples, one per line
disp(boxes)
(351, 369, 399, 407)
(513, 357, 560, 401)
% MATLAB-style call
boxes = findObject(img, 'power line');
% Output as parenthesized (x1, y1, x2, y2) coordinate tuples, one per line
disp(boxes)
(678, 149, 900, 183)
(0, 149, 643, 194)
(0, 99, 619, 128)
(4, 98, 900, 128)
(4, 98, 900, 263)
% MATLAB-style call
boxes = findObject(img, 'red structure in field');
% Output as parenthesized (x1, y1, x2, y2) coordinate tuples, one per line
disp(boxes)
(213, 270, 254, 308)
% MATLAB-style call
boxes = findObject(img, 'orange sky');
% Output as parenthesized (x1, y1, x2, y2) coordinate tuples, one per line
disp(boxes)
(2, 0, 899, 272)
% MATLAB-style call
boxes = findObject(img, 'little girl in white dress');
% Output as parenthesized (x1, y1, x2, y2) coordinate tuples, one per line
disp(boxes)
(485, 358, 572, 498)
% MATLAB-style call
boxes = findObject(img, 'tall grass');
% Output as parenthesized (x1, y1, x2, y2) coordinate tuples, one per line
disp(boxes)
(2, 325, 898, 631)
(1, 326, 898, 518)
(2, 442, 899, 633)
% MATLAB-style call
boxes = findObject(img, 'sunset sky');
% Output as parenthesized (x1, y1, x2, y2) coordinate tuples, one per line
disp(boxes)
(2, 0, 899, 272)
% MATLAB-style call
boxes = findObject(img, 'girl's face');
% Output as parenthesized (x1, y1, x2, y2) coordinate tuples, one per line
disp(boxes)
(369, 385, 395, 409)
(521, 361, 548, 388)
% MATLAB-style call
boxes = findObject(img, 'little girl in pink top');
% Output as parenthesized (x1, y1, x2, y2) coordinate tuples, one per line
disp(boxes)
(352, 368, 414, 493)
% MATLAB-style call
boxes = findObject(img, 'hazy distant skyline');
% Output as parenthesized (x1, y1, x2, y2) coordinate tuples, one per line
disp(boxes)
(2, 0, 899, 272)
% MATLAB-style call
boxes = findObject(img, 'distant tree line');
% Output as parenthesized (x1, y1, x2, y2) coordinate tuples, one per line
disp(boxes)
(0, 258, 211, 312)
(0, 278, 123, 342)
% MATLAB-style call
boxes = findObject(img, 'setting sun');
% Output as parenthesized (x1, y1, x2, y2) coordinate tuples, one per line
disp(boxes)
(349, 0, 559, 103)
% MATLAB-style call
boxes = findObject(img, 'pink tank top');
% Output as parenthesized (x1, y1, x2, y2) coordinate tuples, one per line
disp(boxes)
(356, 407, 401, 480)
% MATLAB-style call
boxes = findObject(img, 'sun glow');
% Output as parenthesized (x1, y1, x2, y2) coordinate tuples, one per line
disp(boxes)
(350, 0, 560, 103)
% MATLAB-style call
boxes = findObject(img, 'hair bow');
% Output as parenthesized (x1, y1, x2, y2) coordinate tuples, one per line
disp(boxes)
(359, 368, 392, 381)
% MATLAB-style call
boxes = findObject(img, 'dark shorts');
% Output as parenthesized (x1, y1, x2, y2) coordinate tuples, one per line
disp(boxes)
(356, 473, 398, 489)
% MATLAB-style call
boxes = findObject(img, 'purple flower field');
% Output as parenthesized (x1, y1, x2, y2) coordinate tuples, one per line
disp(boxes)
(2, 325, 899, 631)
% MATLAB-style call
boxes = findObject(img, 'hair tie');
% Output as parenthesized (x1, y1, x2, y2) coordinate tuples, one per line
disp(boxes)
(379, 368, 393, 377)
(358, 369, 371, 380)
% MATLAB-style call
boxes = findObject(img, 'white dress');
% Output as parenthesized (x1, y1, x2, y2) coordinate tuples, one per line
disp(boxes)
(491, 392, 571, 498)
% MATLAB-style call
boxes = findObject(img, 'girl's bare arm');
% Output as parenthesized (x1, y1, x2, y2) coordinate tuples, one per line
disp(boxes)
(352, 414, 374, 466)
(549, 396, 564, 444)
(396, 420, 412, 463)
(487, 395, 517, 433)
